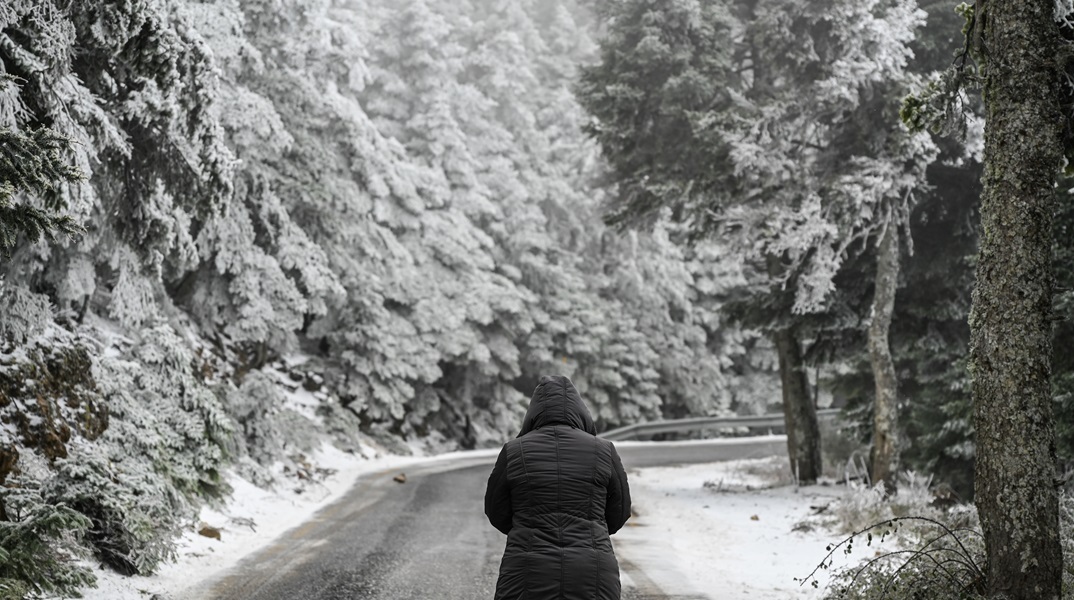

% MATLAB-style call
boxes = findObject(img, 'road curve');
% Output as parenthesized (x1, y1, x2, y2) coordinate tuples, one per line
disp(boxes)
(186, 437, 787, 600)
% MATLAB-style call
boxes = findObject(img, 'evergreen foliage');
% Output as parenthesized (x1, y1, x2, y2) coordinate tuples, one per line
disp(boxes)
(46, 443, 181, 576)
(764, 0, 986, 497)
(0, 0, 768, 593)
(578, 0, 934, 291)
(0, 482, 94, 598)
(1053, 184, 1074, 469)
(889, 173, 979, 498)
(0, 326, 230, 579)
(0, 125, 83, 253)
(4, 0, 1024, 593)
(831, 160, 981, 498)
(576, 0, 938, 484)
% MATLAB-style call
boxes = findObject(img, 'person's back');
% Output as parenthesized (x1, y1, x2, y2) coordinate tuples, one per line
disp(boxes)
(485, 375, 631, 600)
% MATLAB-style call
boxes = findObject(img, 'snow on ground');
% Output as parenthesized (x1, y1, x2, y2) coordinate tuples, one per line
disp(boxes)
(78, 442, 862, 600)
(78, 442, 498, 600)
(614, 456, 858, 600)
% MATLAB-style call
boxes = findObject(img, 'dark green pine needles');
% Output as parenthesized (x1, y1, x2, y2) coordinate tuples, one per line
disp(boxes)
(0, 124, 83, 254)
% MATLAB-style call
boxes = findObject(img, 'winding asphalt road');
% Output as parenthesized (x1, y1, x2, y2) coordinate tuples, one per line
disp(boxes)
(185, 438, 786, 600)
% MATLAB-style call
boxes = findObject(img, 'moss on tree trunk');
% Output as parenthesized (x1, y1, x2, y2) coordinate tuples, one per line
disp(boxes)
(972, 0, 1064, 597)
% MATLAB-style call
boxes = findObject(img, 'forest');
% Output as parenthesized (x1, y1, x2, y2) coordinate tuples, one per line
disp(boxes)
(1, 0, 1073, 598)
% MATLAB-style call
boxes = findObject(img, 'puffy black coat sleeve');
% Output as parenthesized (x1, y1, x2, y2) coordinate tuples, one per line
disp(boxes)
(605, 443, 631, 534)
(484, 443, 512, 535)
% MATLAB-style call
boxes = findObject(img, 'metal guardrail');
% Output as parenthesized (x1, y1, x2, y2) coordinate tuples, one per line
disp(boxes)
(598, 408, 842, 441)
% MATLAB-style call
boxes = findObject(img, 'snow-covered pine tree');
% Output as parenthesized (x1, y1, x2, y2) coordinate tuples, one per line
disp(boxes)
(828, 1, 984, 498)
(323, 0, 532, 441)
(1, 0, 237, 327)
(1, 1, 242, 590)
(578, 0, 936, 482)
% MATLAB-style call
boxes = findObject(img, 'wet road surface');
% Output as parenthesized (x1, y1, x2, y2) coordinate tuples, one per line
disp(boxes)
(188, 438, 785, 600)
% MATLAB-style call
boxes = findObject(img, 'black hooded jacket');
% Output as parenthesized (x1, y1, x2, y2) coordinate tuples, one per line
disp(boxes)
(484, 376, 631, 600)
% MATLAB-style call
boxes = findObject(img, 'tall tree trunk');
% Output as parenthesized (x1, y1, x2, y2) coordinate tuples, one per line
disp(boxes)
(773, 328, 821, 484)
(972, 1, 1064, 597)
(868, 225, 900, 490)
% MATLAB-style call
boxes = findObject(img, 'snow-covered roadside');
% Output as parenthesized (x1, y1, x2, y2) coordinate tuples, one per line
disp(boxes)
(614, 456, 857, 600)
(78, 443, 499, 600)
(77, 443, 864, 600)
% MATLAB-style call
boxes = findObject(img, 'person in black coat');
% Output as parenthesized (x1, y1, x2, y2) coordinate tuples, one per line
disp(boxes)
(484, 375, 631, 600)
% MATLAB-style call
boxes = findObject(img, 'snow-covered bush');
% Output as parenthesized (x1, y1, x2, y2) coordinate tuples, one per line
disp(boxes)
(0, 323, 235, 585)
(96, 325, 232, 500)
(823, 551, 985, 600)
(826, 492, 1074, 599)
(809, 480, 1074, 599)
(46, 442, 181, 576)
(225, 369, 324, 468)
(58, 325, 237, 574)
(814, 511, 985, 599)
(226, 372, 289, 466)
(813, 495, 1074, 600)
(0, 325, 243, 580)
(830, 472, 971, 538)
(0, 480, 95, 598)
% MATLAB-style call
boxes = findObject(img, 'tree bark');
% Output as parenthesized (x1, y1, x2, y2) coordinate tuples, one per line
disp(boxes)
(868, 225, 900, 490)
(972, 1, 1064, 597)
(773, 328, 821, 484)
